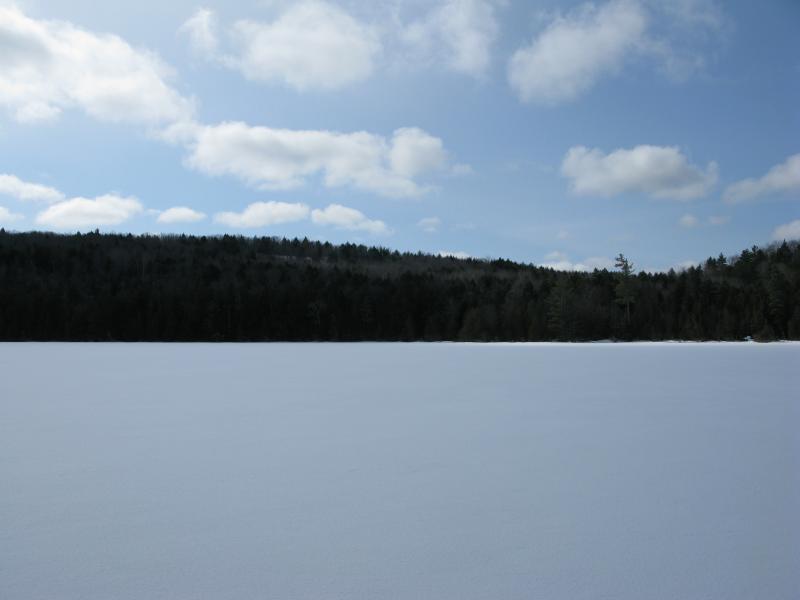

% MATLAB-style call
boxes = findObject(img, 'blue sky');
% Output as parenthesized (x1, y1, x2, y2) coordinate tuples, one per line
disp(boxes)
(0, 0, 798, 270)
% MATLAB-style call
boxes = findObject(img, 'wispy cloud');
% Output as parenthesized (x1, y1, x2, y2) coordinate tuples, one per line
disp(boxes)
(418, 217, 442, 233)
(508, 0, 726, 105)
(723, 154, 800, 204)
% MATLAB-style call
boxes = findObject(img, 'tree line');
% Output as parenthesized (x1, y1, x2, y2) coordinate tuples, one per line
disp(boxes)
(0, 229, 798, 341)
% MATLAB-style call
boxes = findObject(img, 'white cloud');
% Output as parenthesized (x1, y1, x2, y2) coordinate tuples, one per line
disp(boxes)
(509, 0, 647, 104)
(438, 250, 470, 259)
(401, 0, 499, 78)
(226, 1, 380, 91)
(679, 213, 698, 228)
(311, 204, 388, 234)
(772, 220, 800, 242)
(15, 101, 61, 123)
(165, 120, 448, 198)
(540, 251, 614, 271)
(389, 127, 448, 178)
(0, 5, 193, 124)
(561, 145, 717, 200)
(2, 172, 144, 229)
(0, 173, 65, 203)
(36, 195, 143, 229)
(0, 206, 23, 224)
(508, 0, 726, 105)
(179, 8, 219, 58)
(723, 154, 800, 204)
(418, 216, 441, 233)
(156, 206, 206, 224)
(214, 201, 310, 228)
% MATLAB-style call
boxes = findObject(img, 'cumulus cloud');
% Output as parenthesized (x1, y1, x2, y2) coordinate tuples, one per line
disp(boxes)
(224, 1, 380, 91)
(509, 0, 647, 104)
(540, 251, 614, 271)
(183, 1, 503, 86)
(36, 194, 143, 229)
(214, 201, 310, 228)
(311, 204, 388, 234)
(164, 120, 448, 197)
(1, 173, 143, 228)
(772, 220, 800, 242)
(418, 217, 441, 233)
(156, 206, 206, 224)
(401, 0, 499, 77)
(389, 127, 448, 178)
(179, 8, 219, 58)
(0, 206, 23, 224)
(723, 154, 800, 204)
(0, 5, 193, 124)
(0, 174, 65, 203)
(561, 145, 717, 200)
(679, 213, 699, 228)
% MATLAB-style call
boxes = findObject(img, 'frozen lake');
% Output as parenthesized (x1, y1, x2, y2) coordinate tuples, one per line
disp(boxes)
(1, 343, 799, 599)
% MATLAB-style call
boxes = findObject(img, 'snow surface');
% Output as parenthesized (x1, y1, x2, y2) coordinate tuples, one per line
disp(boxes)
(1, 343, 799, 600)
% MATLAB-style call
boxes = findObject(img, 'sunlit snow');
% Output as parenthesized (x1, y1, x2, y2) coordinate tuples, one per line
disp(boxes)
(2, 343, 798, 599)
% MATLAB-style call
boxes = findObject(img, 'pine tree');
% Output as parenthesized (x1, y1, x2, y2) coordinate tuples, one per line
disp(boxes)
(614, 254, 635, 327)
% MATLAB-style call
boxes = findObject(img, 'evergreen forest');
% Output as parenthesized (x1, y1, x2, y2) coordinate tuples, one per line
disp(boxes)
(1, 229, 798, 342)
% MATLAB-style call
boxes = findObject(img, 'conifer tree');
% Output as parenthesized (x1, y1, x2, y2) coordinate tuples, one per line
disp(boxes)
(614, 254, 635, 327)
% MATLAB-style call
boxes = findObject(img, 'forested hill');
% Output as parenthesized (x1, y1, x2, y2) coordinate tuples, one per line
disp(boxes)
(1, 229, 798, 342)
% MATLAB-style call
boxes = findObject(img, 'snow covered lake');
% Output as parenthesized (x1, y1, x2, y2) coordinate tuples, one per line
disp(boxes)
(2, 343, 799, 599)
